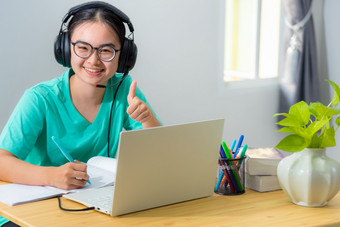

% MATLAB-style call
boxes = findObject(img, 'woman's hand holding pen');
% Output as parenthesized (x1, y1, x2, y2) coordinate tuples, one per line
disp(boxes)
(50, 160, 89, 190)
(0, 150, 88, 190)
(127, 80, 161, 128)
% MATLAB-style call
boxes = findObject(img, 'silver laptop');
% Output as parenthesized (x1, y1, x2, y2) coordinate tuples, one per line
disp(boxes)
(63, 119, 224, 216)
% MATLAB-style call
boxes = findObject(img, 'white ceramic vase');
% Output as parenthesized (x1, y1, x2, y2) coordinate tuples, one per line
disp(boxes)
(277, 148, 340, 207)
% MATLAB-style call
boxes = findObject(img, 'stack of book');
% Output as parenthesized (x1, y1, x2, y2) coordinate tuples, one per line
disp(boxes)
(244, 147, 284, 192)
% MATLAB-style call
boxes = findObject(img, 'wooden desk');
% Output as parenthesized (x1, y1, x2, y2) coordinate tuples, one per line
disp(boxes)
(1, 182, 340, 227)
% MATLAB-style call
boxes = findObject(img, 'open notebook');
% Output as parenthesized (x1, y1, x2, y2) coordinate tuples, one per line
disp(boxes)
(63, 118, 224, 216)
(0, 156, 117, 206)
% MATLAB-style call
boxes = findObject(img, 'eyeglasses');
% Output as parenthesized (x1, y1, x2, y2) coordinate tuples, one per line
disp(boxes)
(71, 41, 120, 62)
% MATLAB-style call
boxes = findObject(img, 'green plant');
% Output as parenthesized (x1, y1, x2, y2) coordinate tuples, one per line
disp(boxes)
(273, 80, 340, 152)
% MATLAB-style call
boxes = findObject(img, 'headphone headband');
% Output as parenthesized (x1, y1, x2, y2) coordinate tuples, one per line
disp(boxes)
(62, 1, 134, 32)
(54, 1, 137, 74)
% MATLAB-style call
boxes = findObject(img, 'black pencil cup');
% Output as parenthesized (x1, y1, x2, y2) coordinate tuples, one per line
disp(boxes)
(214, 156, 246, 195)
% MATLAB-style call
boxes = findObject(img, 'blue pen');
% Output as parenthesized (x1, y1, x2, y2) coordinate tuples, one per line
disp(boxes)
(230, 139, 237, 153)
(51, 136, 91, 184)
(214, 171, 224, 192)
(233, 135, 244, 158)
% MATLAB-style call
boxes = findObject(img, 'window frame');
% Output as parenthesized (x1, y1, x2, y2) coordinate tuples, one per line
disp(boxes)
(222, 0, 284, 88)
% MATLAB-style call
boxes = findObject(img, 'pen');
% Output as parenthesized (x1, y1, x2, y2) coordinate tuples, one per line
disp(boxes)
(215, 171, 224, 191)
(237, 144, 248, 168)
(230, 139, 237, 153)
(233, 135, 244, 158)
(219, 146, 236, 192)
(219, 175, 228, 190)
(51, 136, 91, 184)
(218, 159, 235, 193)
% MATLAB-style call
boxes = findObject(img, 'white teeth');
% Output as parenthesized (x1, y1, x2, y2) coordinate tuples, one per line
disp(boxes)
(85, 68, 102, 73)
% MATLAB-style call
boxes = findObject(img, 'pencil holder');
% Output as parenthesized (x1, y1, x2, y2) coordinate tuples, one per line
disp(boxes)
(214, 156, 246, 195)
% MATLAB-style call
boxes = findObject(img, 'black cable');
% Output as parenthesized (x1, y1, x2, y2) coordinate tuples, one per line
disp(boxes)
(57, 76, 127, 211)
(107, 73, 126, 157)
(57, 196, 95, 212)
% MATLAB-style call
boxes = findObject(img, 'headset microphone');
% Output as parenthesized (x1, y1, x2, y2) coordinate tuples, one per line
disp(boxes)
(95, 84, 107, 88)
(95, 82, 120, 88)
(95, 73, 128, 88)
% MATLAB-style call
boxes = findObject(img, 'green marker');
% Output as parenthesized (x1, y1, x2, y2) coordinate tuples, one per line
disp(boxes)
(237, 144, 248, 166)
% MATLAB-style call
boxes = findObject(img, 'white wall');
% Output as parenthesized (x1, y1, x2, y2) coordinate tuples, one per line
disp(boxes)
(324, 0, 340, 161)
(0, 0, 337, 160)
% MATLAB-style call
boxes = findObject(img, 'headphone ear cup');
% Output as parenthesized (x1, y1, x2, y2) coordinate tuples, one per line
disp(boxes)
(62, 32, 71, 68)
(117, 38, 137, 74)
(54, 32, 71, 68)
(54, 33, 63, 66)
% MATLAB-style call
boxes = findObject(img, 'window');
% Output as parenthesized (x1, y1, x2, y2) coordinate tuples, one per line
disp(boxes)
(224, 0, 281, 82)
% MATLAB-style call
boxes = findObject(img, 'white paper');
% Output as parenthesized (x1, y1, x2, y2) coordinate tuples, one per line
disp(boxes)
(0, 184, 63, 206)
(0, 157, 117, 206)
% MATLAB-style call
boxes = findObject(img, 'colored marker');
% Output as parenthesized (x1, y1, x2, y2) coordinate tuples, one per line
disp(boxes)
(219, 146, 236, 192)
(218, 159, 235, 193)
(220, 175, 228, 189)
(221, 141, 233, 160)
(51, 136, 91, 184)
(215, 171, 224, 191)
(233, 135, 244, 158)
(230, 139, 237, 153)
(237, 144, 248, 168)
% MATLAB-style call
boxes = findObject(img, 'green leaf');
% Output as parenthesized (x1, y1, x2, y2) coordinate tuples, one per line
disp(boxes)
(320, 126, 336, 147)
(327, 80, 340, 106)
(276, 115, 304, 127)
(306, 118, 329, 136)
(308, 133, 321, 148)
(336, 116, 340, 127)
(332, 107, 340, 115)
(288, 101, 310, 126)
(309, 102, 321, 118)
(309, 102, 336, 119)
(272, 113, 289, 118)
(278, 127, 296, 134)
(274, 134, 307, 152)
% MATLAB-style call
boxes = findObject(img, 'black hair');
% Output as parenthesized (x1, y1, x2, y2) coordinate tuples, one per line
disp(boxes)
(68, 8, 126, 46)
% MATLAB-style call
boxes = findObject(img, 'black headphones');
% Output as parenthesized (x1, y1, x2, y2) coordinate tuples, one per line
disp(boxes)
(54, 1, 137, 75)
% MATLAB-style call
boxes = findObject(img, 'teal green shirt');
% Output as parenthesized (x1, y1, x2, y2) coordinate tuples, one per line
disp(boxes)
(0, 69, 159, 225)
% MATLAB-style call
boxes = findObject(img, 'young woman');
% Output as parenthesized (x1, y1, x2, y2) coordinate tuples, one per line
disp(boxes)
(0, 2, 161, 226)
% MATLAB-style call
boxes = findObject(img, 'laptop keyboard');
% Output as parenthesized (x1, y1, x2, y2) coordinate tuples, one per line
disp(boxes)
(88, 194, 112, 210)
(64, 186, 115, 213)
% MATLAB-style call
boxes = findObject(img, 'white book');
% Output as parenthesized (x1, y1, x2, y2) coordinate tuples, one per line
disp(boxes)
(0, 156, 117, 206)
(245, 173, 281, 192)
(245, 147, 284, 176)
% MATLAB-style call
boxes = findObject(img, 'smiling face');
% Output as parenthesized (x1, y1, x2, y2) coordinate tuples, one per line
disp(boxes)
(70, 21, 121, 87)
